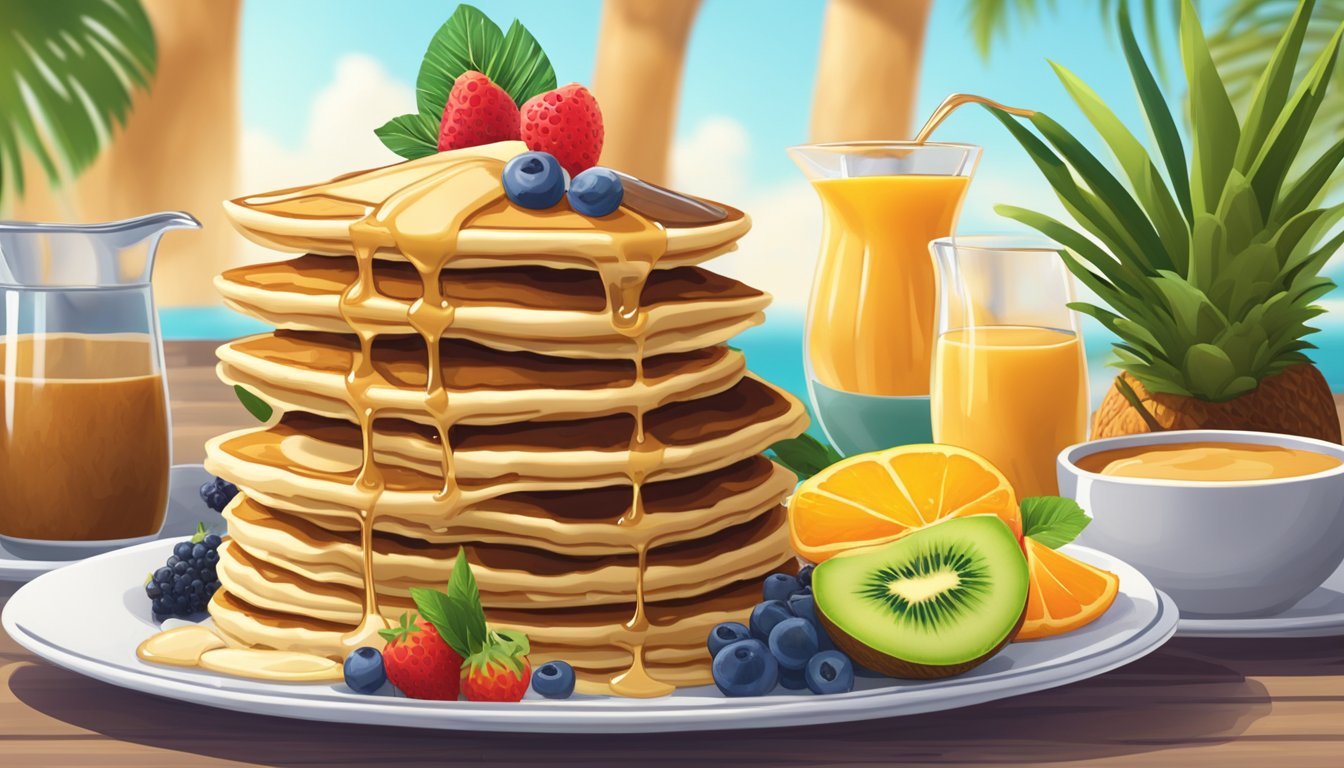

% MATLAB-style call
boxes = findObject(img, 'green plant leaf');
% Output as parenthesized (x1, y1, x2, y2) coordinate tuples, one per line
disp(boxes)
(414, 4, 555, 118)
(0, 0, 157, 207)
(234, 385, 273, 422)
(767, 433, 842, 481)
(1118, 0, 1194, 223)
(447, 546, 488, 656)
(373, 112, 440, 161)
(1049, 60, 1189, 272)
(1021, 496, 1091, 549)
(1180, 0, 1241, 215)
(1231, 0, 1315, 177)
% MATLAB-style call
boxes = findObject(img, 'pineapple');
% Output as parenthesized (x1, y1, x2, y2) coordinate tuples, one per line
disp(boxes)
(989, 0, 1344, 443)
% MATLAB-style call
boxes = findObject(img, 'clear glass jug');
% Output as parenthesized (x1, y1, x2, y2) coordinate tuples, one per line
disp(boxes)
(0, 212, 200, 545)
(788, 142, 980, 456)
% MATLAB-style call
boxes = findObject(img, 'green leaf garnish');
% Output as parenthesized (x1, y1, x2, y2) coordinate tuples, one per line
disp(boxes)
(767, 433, 843, 482)
(190, 521, 208, 545)
(409, 547, 493, 659)
(378, 4, 556, 160)
(373, 113, 441, 161)
(234, 385, 273, 422)
(1020, 496, 1091, 549)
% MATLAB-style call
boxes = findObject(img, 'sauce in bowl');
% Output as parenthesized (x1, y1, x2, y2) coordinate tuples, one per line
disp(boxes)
(1074, 441, 1342, 482)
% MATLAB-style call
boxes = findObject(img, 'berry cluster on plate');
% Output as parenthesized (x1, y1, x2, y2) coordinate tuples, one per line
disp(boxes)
(708, 566, 858, 697)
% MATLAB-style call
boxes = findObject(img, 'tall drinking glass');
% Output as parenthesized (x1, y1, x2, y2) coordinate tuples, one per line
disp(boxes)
(788, 142, 980, 456)
(0, 212, 199, 549)
(930, 236, 1088, 498)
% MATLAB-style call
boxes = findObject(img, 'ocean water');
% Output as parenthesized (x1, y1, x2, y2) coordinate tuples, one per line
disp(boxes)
(162, 305, 1344, 429)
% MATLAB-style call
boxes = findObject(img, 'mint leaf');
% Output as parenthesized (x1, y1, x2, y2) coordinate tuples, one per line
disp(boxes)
(767, 433, 843, 481)
(447, 547, 489, 655)
(1021, 496, 1091, 548)
(409, 587, 469, 657)
(374, 113, 440, 161)
(234, 385, 273, 422)
(190, 521, 208, 544)
(415, 4, 556, 116)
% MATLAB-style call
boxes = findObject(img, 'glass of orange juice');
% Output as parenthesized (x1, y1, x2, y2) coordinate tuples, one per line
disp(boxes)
(788, 142, 980, 456)
(929, 236, 1088, 497)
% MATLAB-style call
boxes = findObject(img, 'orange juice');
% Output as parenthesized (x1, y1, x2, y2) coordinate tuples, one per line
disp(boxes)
(807, 175, 970, 396)
(932, 325, 1087, 497)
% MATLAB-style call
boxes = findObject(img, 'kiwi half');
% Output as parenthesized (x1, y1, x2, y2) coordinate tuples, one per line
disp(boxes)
(813, 515, 1029, 679)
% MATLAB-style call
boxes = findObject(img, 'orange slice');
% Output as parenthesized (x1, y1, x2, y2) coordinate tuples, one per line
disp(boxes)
(787, 444, 1020, 563)
(1018, 537, 1119, 640)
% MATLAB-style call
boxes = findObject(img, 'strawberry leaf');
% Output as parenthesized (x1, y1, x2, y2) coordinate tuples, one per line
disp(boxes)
(1021, 496, 1091, 549)
(377, 611, 421, 644)
(409, 587, 469, 657)
(448, 547, 489, 655)
(374, 112, 440, 161)
(415, 4, 556, 117)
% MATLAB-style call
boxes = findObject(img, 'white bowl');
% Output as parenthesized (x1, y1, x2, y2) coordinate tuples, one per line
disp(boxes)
(1057, 430, 1344, 618)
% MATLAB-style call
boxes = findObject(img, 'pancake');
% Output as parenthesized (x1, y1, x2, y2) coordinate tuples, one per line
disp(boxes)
(224, 141, 751, 262)
(222, 454, 794, 554)
(218, 258, 769, 358)
(216, 331, 750, 426)
(204, 376, 807, 529)
(219, 500, 791, 611)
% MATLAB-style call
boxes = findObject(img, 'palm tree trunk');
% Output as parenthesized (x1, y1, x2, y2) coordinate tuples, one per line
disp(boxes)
(591, 0, 702, 185)
(810, 0, 933, 142)
(14, 0, 241, 307)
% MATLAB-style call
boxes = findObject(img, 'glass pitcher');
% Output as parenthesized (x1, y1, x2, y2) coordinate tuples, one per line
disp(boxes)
(0, 212, 200, 547)
(929, 235, 1088, 497)
(788, 142, 980, 456)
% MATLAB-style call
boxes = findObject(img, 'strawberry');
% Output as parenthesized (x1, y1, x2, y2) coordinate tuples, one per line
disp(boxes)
(460, 633, 532, 703)
(438, 71, 521, 152)
(410, 547, 533, 703)
(377, 612, 464, 701)
(519, 83, 604, 176)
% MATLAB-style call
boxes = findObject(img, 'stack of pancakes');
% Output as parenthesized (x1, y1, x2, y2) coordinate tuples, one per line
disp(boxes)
(205, 141, 807, 694)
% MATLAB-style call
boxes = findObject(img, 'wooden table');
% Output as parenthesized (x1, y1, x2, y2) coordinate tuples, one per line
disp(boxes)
(3, 341, 1343, 767)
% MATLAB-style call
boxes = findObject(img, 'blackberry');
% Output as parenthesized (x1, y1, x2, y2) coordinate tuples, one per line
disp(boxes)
(199, 476, 239, 513)
(145, 522, 224, 621)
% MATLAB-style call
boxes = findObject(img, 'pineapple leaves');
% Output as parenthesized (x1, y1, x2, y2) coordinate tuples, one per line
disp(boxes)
(1180, 0, 1241, 216)
(1049, 60, 1189, 272)
(1118, 0, 1192, 223)
(989, 0, 1341, 405)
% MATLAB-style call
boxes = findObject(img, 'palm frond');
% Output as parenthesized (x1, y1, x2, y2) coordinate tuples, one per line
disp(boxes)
(968, 0, 1180, 76)
(0, 0, 156, 207)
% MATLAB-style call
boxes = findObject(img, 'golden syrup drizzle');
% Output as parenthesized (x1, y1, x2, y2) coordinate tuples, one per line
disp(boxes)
(601, 210, 677, 698)
(336, 158, 503, 649)
(913, 93, 1036, 144)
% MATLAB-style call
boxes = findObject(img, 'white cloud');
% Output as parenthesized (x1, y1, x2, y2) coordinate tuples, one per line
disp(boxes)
(237, 54, 414, 264)
(669, 116, 750, 202)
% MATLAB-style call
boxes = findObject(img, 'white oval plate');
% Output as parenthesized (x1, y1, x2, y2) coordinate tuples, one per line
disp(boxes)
(2, 543, 1176, 734)
(0, 465, 218, 581)
(1177, 559, 1344, 638)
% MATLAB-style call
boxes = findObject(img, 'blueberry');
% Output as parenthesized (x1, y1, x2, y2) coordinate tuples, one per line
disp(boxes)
(797, 564, 815, 587)
(153, 566, 172, 583)
(707, 621, 751, 657)
(173, 542, 193, 560)
(763, 573, 802, 603)
(343, 647, 387, 694)
(531, 660, 577, 699)
(749, 600, 792, 642)
(768, 618, 819, 670)
(711, 639, 778, 697)
(568, 167, 624, 217)
(503, 151, 566, 209)
(777, 665, 809, 691)
(805, 650, 855, 695)
(203, 534, 222, 549)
